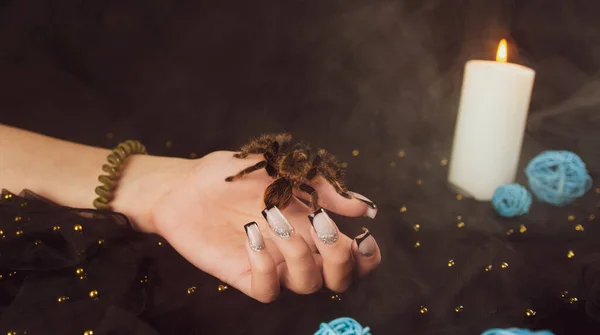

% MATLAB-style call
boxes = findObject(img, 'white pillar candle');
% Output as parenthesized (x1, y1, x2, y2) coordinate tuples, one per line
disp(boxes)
(448, 39, 536, 201)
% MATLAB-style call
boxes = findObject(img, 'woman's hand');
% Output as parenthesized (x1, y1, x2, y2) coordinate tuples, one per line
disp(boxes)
(116, 151, 382, 303)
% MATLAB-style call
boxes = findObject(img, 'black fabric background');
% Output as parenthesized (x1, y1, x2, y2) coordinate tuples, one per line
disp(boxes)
(1, 1, 600, 334)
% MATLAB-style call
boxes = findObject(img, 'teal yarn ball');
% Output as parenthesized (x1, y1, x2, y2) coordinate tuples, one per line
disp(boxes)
(481, 328, 554, 335)
(314, 317, 371, 335)
(525, 150, 592, 206)
(492, 184, 532, 217)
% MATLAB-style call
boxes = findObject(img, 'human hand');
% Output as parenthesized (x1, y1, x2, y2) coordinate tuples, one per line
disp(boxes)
(114, 151, 381, 303)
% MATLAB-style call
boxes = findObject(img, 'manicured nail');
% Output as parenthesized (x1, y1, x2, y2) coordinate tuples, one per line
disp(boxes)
(355, 228, 376, 256)
(261, 205, 295, 238)
(349, 192, 378, 219)
(308, 208, 339, 245)
(244, 222, 266, 252)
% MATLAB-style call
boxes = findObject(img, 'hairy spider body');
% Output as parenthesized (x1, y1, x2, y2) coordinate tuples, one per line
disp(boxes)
(225, 133, 351, 210)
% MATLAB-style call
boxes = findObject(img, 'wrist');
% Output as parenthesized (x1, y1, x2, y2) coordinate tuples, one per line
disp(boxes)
(110, 154, 192, 233)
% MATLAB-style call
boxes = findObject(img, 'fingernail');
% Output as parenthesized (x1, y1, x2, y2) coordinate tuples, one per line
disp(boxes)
(244, 222, 266, 252)
(355, 228, 376, 256)
(349, 192, 378, 219)
(308, 208, 339, 245)
(261, 205, 295, 238)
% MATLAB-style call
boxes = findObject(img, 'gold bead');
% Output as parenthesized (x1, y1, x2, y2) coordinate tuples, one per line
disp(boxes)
(519, 224, 527, 233)
(189, 152, 198, 159)
(74, 224, 83, 232)
(575, 224, 584, 232)
(341, 162, 348, 168)
(569, 297, 579, 304)
(456, 194, 463, 200)
(351, 149, 359, 156)
(76, 268, 84, 275)
(414, 241, 420, 248)
(447, 259, 455, 267)
(525, 308, 536, 316)
(588, 214, 596, 221)
(57, 296, 69, 302)
(98, 239, 104, 245)
(413, 224, 420, 232)
(398, 150, 405, 158)
(187, 286, 196, 294)
(34, 240, 41, 246)
(158, 241, 163, 246)
(84, 330, 94, 335)
(416, 179, 423, 185)
(506, 229, 514, 236)
(4, 193, 13, 199)
(14, 216, 22, 222)
(140, 276, 148, 284)
(457, 222, 465, 228)
(454, 305, 464, 313)
(217, 284, 228, 292)
(7, 331, 16, 335)
(389, 161, 397, 168)
(440, 159, 448, 166)
(165, 140, 173, 148)
(485, 265, 493, 272)
(568, 215, 575, 221)
(106, 132, 113, 139)
(53, 225, 61, 231)
(89, 290, 99, 299)
(330, 294, 342, 301)
(15, 230, 23, 236)
(419, 306, 428, 314)
(0, 230, 4, 238)
(400, 206, 407, 213)
(567, 250, 575, 258)
(500, 262, 509, 269)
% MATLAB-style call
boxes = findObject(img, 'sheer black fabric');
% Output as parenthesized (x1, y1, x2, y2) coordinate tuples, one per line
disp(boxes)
(1, 188, 599, 335)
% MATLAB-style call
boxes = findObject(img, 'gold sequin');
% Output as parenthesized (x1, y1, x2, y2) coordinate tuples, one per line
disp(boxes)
(485, 265, 493, 272)
(419, 306, 428, 314)
(568, 215, 575, 221)
(76, 268, 84, 275)
(560, 291, 569, 298)
(525, 309, 536, 316)
(440, 158, 448, 166)
(15, 230, 23, 236)
(4, 194, 13, 200)
(189, 152, 198, 159)
(106, 132, 114, 139)
(501, 262, 509, 269)
(74, 224, 83, 232)
(165, 140, 173, 148)
(389, 161, 396, 167)
(140, 276, 148, 284)
(341, 162, 348, 168)
(34, 240, 41, 246)
(14, 216, 22, 222)
(416, 179, 423, 185)
(400, 206, 407, 213)
(187, 286, 196, 294)
(575, 224, 584, 232)
(351, 149, 359, 156)
(506, 229, 514, 236)
(0, 230, 4, 238)
(20, 202, 27, 207)
(567, 250, 575, 258)
(53, 225, 61, 231)
(89, 290, 99, 299)
(57, 296, 69, 302)
(589, 214, 596, 221)
(98, 239, 104, 245)
(447, 259, 455, 267)
(414, 241, 421, 248)
(158, 241, 164, 246)
(413, 224, 420, 232)
(398, 150, 405, 158)
(569, 297, 579, 304)
(84, 330, 94, 335)
(456, 194, 463, 200)
(519, 224, 527, 233)
(330, 294, 342, 301)
(7, 331, 16, 335)
(454, 305, 464, 313)
(217, 284, 228, 292)
(457, 222, 465, 228)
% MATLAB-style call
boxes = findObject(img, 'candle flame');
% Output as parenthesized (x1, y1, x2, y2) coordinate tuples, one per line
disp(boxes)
(496, 39, 508, 63)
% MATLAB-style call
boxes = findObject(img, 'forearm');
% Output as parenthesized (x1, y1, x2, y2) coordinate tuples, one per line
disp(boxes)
(0, 124, 188, 232)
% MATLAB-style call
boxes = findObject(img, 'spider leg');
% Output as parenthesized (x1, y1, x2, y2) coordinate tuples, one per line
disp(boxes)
(225, 160, 268, 181)
(234, 148, 267, 159)
(264, 177, 294, 209)
(299, 183, 319, 211)
(234, 134, 279, 158)
(324, 175, 352, 199)
(315, 150, 352, 199)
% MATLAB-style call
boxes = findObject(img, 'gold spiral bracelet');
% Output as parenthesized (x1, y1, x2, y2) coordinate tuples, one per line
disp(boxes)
(93, 140, 148, 211)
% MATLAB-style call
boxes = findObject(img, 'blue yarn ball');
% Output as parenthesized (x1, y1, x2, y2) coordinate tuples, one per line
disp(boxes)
(525, 150, 592, 206)
(481, 328, 554, 335)
(492, 184, 532, 217)
(314, 317, 371, 335)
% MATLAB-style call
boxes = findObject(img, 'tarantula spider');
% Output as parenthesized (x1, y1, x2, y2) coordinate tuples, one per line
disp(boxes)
(225, 133, 352, 210)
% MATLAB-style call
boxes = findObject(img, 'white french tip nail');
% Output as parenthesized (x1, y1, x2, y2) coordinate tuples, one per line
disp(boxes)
(349, 192, 378, 219)
(244, 222, 265, 252)
(261, 205, 295, 238)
